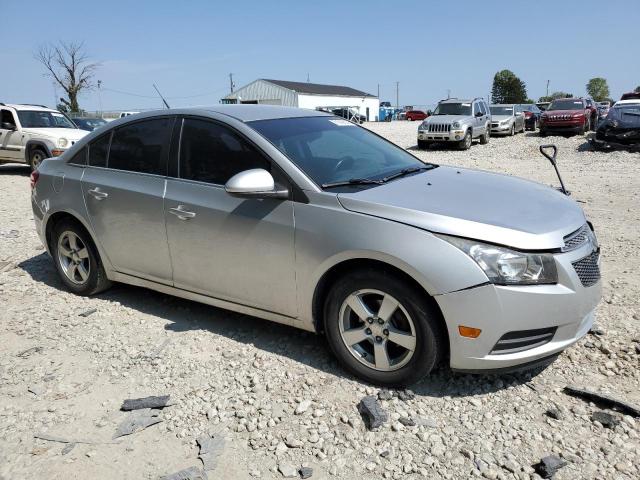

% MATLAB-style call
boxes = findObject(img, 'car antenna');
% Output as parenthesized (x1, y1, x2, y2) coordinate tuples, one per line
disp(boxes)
(539, 145, 570, 196)
(153, 83, 171, 109)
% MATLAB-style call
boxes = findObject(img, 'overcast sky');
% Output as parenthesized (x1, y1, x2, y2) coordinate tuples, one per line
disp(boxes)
(2, 0, 638, 111)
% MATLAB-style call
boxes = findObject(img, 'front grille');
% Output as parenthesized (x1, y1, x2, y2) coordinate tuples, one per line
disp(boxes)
(491, 123, 499, 128)
(428, 123, 451, 133)
(490, 327, 557, 355)
(563, 224, 590, 251)
(549, 114, 572, 121)
(572, 250, 601, 287)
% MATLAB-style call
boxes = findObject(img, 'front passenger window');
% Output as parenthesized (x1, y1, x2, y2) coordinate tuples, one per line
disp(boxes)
(109, 118, 173, 175)
(179, 118, 270, 185)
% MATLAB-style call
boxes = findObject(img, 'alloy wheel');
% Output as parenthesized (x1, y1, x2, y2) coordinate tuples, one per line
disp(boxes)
(338, 289, 417, 372)
(31, 151, 44, 170)
(57, 231, 90, 285)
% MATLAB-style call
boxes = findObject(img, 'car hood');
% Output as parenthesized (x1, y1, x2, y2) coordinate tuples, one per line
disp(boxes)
(424, 115, 470, 124)
(337, 166, 586, 250)
(491, 115, 513, 122)
(22, 128, 89, 141)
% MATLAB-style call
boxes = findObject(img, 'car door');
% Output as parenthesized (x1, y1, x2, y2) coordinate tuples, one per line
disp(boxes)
(81, 117, 175, 284)
(473, 102, 483, 136)
(164, 117, 297, 317)
(0, 109, 24, 161)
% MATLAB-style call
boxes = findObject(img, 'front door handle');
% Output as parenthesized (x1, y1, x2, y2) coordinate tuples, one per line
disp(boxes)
(88, 188, 108, 200)
(169, 205, 196, 220)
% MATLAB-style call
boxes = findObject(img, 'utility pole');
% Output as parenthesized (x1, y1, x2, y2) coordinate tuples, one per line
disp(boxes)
(229, 73, 235, 94)
(546, 80, 550, 98)
(307, 73, 310, 83)
(447, 89, 451, 99)
(395, 81, 399, 110)
(377, 83, 380, 99)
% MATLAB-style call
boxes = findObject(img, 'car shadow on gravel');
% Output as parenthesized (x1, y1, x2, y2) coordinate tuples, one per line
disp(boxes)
(19, 252, 549, 398)
(0, 164, 30, 176)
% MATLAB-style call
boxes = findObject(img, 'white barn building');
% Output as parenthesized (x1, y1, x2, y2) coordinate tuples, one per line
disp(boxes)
(222, 79, 380, 121)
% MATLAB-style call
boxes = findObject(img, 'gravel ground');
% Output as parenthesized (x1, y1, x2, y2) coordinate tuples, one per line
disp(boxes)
(1, 122, 639, 480)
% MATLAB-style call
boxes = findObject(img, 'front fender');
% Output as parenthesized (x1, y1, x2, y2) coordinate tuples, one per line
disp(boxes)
(25, 139, 55, 160)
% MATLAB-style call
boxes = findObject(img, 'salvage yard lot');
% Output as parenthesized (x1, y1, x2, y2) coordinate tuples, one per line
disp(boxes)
(1, 122, 639, 479)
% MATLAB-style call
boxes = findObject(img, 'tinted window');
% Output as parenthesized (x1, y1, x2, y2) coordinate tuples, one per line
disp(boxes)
(548, 99, 584, 111)
(109, 118, 173, 175)
(68, 147, 87, 165)
(433, 102, 471, 116)
(179, 118, 270, 185)
(89, 133, 110, 167)
(1, 109, 17, 126)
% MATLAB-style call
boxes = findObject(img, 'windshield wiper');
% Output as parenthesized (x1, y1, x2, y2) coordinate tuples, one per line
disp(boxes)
(380, 165, 436, 183)
(321, 178, 384, 189)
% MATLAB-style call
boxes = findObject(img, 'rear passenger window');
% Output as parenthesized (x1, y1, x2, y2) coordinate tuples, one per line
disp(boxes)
(89, 133, 110, 167)
(108, 118, 173, 175)
(179, 118, 270, 185)
(68, 147, 87, 165)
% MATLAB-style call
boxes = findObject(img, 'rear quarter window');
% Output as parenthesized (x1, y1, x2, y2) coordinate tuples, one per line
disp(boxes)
(67, 147, 87, 165)
(89, 133, 111, 168)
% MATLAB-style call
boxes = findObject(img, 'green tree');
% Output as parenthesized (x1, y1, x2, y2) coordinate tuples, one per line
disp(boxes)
(538, 91, 573, 102)
(35, 41, 99, 113)
(491, 70, 528, 104)
(635, 86, 640, 93)
(586, 77, 610, 102)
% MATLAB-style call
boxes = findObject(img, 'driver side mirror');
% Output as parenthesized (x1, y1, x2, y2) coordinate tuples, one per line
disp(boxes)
(474, 111, 483, 117)
(225, 168, 289, 199)
(1, 122, 16, 130)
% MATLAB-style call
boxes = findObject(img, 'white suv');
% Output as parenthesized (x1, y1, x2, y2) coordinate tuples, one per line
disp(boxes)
(0, 103, 89, 170)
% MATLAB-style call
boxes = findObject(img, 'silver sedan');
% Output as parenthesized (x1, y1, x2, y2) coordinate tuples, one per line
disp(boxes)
(490, 104, 526, 135)
(31, 106, 601, 385)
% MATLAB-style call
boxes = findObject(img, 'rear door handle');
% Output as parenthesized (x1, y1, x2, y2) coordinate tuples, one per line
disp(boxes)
(169, 205, 196, 220)
(88, 188, 108, 200)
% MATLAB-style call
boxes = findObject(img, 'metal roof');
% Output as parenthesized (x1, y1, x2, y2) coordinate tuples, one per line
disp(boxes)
(261, 79, 375, 97)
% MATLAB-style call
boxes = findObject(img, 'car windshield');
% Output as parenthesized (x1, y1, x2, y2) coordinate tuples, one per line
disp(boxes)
(432, 102, 471, 116)
(17, 110, 76, 128)
(490, 106, 514, 116)
(548, 100, 584, 111)
(74, 118, 107, 129)
(248, 116, 429, 188)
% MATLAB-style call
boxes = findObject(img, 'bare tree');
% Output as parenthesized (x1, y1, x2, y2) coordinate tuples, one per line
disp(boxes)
(35, 41, 99, 113)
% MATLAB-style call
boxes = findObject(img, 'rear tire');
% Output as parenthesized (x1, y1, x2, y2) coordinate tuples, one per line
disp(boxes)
(51, 218, 112, 296)
(323, 269, 445, 386)
(539, 128, 547, 137)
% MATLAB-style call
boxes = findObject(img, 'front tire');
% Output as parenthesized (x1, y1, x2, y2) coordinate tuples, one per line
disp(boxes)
(479, 126, 490, 145)
(417, 139, 430, 149)
(324, 269, 445, 386)
(458, 130, 472, 150)
(51, 219, 112, 296)
(29, 148, 47, 171)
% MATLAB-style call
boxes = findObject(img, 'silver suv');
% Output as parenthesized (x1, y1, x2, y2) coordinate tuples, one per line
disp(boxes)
(31, 106, 601, 386)
(418, 98, 491, 150)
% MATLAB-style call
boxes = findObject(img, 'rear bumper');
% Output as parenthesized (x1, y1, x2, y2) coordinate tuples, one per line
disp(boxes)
(435, 242, 602, 372)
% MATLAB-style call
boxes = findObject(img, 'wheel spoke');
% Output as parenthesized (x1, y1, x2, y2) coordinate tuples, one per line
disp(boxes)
(67, 233, 78, 250)
(373, 341, 391, 370)
(77, 263, 89, 282)
(376, 294, 398, 322)
(68, 263, 78, 280)
(387, 326, 416, 352)
(342, 327, 368, 346)
(346, 294, 373, 321)
(77, 248, 89, 259)
(59, 244, 73, 258)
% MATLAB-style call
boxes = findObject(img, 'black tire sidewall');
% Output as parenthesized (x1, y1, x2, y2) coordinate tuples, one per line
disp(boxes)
(51, 219, 102, 295)
(30, 149, 46, 171)
(324, 269, 442, 386)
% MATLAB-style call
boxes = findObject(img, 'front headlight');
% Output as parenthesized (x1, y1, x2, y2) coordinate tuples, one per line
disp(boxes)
(500, 120, 509, 125)
(439, 235, 558, 285)
(452, 121, 461, 128)
(57, 137, 69, 148)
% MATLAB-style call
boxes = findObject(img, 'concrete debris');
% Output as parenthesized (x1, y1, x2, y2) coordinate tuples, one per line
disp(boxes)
(121, 395, 173, 411)
(78, 308, 97, 317)
(591, 410, 621, 429)
(299, 466, 313, 479)
(16, 346, 43, 358)
(533, 455, 568, 479)
(61, 443, 76, 455)
(358, 395, 388, 430)
(277, 463, 298, 478)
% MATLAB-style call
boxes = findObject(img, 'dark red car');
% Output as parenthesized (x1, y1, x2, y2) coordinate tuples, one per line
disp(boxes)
(405, 110, 428, 121)
(539, 98, 592, 136)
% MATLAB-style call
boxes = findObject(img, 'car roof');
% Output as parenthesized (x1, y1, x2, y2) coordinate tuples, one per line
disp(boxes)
(3, 103, 57, 112)
(153, 105, 332, 122)
(490, 104, 515, 107)
(614, 99, 640, 106)
(439, 98, 476, 104)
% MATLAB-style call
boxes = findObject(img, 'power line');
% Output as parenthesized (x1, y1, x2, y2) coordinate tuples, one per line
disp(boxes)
(101, 86, 229, 100)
